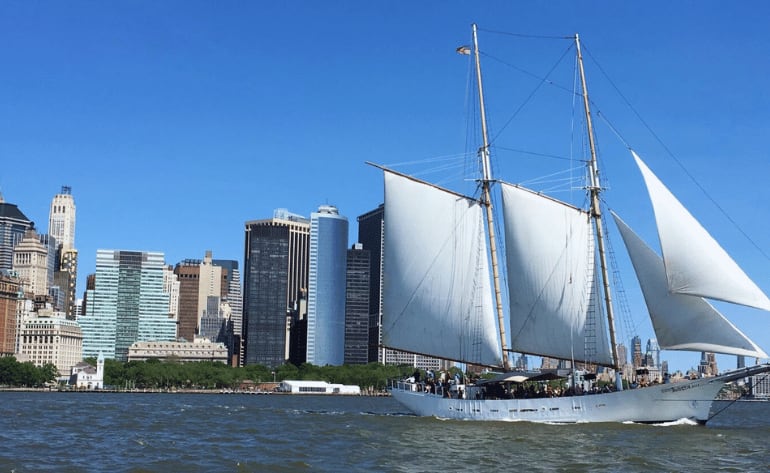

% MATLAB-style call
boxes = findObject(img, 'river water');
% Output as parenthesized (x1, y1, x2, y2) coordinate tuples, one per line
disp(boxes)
(1, 392, 768, 472)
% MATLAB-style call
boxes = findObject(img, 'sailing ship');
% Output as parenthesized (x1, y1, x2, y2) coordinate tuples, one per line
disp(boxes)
(374, 24, 770, 423)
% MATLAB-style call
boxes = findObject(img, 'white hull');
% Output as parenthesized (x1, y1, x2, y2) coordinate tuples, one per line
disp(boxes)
(390, 364, 770, 424)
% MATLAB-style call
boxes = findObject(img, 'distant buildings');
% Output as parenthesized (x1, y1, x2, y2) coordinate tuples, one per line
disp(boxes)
(79, 249, 176, 361)
(306, 205, 348, 366)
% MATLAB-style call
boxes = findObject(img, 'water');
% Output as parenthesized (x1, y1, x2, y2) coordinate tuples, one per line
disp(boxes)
(1, 393, 768, 472)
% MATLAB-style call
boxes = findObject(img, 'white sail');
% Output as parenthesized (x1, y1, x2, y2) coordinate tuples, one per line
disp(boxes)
(382, 170, 503, 366)
(612, 212, 767, 358)
(633, 151, 770, 311)
(500, 183, 614, 365)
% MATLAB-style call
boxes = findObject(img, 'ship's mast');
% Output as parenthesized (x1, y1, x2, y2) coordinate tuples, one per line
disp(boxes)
(471, 23, 510, 370)
(575, 34, 621, 377)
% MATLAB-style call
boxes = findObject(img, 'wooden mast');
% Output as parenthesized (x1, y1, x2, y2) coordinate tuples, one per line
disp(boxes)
(470, 23, 510, 370)
(575, 34, 621, 379)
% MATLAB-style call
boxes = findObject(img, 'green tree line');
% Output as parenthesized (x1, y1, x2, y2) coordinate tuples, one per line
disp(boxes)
(0, 357, 58, 387)
(100, 359, 416, 391)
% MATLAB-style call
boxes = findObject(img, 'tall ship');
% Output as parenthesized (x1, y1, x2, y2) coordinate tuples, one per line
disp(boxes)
(373, 24, 770, 423)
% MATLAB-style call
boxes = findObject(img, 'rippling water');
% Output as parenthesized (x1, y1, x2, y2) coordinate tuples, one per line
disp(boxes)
(1, 392, 768, 472)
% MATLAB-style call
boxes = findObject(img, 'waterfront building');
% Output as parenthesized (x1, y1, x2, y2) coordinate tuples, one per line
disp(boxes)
(0, 195, 33, 272)
(357, 204, 442, 370)
(276, 379, 361, 395)
(79, 250, 176, 360)
(243, 209, 310, 369)
(17, 310, 82, 378)
(344, 244, 369, 365)
(127, 338, 228, 363)
(12, 229, 50, 298)
(0, 271, 21, 356)
(48, 186, 78, 319)
(69, 353, 104, 390)
(306, 205, 348, 366)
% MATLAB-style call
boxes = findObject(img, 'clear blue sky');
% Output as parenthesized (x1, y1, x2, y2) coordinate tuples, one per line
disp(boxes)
(1, 2, 768, 372)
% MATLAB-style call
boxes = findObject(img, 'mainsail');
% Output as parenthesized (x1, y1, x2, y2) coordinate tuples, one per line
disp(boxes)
(382, 170, 503, 366)
(613, 211, 767, 358)
(633, 151, 770, 311)
(500, 183, 614, 366)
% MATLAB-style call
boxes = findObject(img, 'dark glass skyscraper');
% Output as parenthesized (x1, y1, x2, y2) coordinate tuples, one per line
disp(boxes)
(357, 205, 384, 363)
(345, 244, 370, 365)
(243, 210, 309, 369)
(0, 195, 33, 272)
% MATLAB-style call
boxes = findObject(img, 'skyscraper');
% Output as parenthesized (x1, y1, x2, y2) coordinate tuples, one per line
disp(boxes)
(48, 186, 76, 251)
(357, 205, 384, 363)
(12, 229, 50, 298)
(174, 259, 201, 342)
(79, 250, 176, 360)
(48, 186, 78, 319)
(344, 244, 370, 365)
(306, 205, 348, 366)
(0, 194, 33, 272)
(243, 209, 310, 368)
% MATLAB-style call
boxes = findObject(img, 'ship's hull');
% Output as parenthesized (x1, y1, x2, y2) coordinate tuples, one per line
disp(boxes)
(389, 364, 770, 424)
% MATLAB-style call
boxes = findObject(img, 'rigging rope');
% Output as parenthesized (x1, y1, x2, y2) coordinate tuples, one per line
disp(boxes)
(581, 44, 770, 263)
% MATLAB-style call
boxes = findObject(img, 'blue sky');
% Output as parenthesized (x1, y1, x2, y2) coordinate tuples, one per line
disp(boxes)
(1, 2, 769, 372)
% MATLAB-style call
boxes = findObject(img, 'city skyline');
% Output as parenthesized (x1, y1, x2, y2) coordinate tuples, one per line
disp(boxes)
(2, 3, 769, 372)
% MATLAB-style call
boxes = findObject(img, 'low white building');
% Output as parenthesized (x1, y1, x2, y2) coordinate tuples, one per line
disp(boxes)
(127, 338, 228, 363)
(277, 380, 361, 395)
(70, 353, 104, 390)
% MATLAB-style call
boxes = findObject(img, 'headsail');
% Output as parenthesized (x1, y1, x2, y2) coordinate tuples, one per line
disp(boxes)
(382, 170, 503, 367)
(501, 183, 614, 366)
(612, 212, 767, 358)
(633, 151, 770, 311)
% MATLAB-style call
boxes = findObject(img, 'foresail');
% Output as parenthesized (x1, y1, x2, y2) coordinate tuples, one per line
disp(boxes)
(633, 151, 770, 312)
(612, 211, 767, 358)
(382, 170, 503, 366)
(501, 183, 614, 366)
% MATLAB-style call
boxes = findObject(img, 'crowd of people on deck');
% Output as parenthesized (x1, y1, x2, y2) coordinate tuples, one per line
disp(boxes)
(405, 369, 627, 400)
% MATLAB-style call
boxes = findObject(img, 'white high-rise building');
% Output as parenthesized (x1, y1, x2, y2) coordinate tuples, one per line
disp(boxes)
(48, 186, 78, 318)
(306, 205, 348, 366)
(48, 186, 76, 251)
